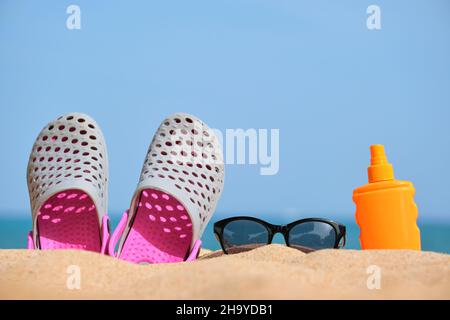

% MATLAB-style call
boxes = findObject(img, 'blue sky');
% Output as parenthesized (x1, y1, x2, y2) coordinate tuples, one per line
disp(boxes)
(1, 0, 449, 223)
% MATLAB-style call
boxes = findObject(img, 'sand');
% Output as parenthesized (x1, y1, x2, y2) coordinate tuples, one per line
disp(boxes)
(0, 245, 449, 300)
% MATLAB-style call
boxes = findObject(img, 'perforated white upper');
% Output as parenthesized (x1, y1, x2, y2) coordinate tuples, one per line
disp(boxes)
(124, 113, 225, 247)
(27, 113, 109, 225)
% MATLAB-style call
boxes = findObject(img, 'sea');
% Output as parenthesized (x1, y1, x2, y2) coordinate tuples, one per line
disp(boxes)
(1, 212, 449, 254)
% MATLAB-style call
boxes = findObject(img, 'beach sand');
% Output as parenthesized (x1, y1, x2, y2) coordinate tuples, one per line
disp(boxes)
(0, 245, 449, 300)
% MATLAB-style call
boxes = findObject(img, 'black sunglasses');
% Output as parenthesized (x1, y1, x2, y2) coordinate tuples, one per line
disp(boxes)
(214, 217, 346, 254)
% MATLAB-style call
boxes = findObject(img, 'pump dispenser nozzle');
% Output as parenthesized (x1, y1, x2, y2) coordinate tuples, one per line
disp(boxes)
(368, 145, 395, 183)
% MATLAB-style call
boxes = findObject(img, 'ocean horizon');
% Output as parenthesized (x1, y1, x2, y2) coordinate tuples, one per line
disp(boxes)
(1, 212, 449, 254)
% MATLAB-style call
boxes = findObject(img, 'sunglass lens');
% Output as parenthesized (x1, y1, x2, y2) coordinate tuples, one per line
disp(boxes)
(222, 220, 269, 254)
(288, 221, 336, 253)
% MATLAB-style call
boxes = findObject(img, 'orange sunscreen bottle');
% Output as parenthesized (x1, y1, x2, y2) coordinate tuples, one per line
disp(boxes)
(353, 145, 421, 250)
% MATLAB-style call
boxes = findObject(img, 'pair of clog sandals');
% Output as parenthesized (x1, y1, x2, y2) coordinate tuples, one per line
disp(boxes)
(27, 113, 224, 264)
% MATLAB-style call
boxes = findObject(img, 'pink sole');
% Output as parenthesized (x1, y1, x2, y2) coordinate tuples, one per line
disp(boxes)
(119, 189, 193, 264)
(37, 189, 101, 252)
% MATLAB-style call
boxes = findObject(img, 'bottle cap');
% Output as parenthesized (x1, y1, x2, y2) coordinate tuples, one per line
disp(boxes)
(368, 145, 395, 183)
